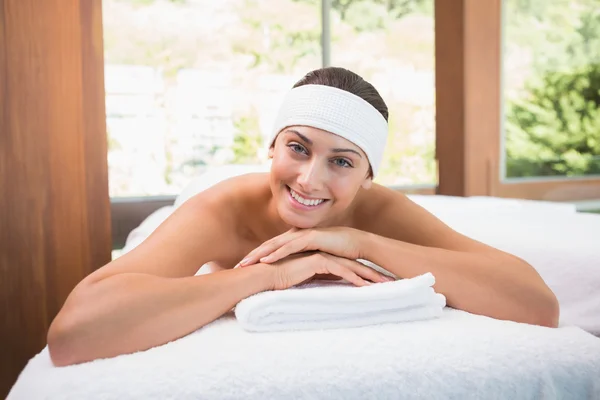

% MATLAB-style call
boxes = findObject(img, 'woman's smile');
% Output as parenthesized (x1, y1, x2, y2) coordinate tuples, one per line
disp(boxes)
(286, 185, 329, 211)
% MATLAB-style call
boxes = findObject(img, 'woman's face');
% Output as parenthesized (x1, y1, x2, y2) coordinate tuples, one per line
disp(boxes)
(269, 126, 372, 229)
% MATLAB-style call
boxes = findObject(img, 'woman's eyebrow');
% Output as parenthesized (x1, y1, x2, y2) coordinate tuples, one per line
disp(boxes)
(331, 148, 362, 158)
(286, 129, 312, 144)
(285, 129, 362, 158)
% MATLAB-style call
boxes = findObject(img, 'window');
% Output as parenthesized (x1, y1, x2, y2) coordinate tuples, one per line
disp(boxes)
(330, 0, 436, 186)
(104, 0, 321, 197)
(103, 0, 436, 198)
(104, 0, 439, 251)
(502, 0, 600, 179)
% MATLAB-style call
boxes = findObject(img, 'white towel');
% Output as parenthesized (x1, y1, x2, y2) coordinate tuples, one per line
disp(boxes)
(234, 272, 446, 332)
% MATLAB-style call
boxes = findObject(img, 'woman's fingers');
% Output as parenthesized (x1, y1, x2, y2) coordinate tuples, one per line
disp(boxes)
(269, 252, 391, 290)
(239, 231, 298, 266)
(313, 273, 344, 281)
(259, 237, 311, 264)
(322, 254, 394, 283)
(314, 255, 371, 287)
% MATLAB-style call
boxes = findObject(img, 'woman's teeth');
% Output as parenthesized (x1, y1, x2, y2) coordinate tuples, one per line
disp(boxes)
(289, 188, 325, 207)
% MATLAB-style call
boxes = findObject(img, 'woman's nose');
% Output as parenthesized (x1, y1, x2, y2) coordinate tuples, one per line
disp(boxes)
(297, 160, 324, 193)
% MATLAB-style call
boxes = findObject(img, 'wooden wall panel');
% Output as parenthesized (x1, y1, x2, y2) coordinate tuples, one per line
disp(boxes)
(80, 1, 112, 286)
(496, 178, 600, 202)
(435, 0, 501, 197)
(434, 0, 465, 196)
(0, 0, 111, 397)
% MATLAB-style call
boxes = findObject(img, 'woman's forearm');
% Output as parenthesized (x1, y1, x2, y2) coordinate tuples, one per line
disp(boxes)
(48, 266, 274, 367)
(359, 232, 559, 327)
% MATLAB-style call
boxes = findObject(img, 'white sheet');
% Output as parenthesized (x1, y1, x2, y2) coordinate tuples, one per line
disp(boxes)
(8, 309, 600, 400)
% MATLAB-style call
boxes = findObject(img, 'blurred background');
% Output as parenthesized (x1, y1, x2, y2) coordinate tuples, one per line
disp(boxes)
(103, 0, 437, 196)
(103, 0, 600, 197)
(2, 0, 599, 397)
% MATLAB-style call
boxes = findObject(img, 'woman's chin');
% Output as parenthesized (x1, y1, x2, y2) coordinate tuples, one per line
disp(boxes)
(279, 208, 320, 229)
(284, 217, 318, 230)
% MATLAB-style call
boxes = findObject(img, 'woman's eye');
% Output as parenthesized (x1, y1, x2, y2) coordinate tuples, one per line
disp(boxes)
(288, 143, 307, 155)
(332, 158, 352, 168)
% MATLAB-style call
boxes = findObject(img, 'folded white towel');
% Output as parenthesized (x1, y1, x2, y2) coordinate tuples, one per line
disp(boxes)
(235, 272, 446, 332)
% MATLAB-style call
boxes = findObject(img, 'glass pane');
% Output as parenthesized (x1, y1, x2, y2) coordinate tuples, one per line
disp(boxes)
(503, 0, 600, 179)
(330, 0, 436, 186)
(103, 0, 321, 197)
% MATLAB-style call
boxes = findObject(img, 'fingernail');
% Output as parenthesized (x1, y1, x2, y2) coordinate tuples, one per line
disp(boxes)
(240, 258, 250, 266)
(260, 256, 270, 263)
(365, 281, 372, 286)
(386, 276, 395, 281)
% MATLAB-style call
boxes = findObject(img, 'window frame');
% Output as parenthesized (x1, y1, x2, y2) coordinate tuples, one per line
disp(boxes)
(434, 0, 600, 202)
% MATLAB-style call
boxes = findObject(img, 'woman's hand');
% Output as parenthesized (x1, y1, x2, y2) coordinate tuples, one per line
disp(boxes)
(238, 227, 365, 267)
(264, 252, 394, 291)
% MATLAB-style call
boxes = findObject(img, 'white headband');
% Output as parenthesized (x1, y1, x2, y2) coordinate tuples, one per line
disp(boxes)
(269, 84, 388, 176)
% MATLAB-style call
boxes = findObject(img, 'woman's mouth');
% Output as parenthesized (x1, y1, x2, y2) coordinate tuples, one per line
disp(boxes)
(286, 185, 329, 210)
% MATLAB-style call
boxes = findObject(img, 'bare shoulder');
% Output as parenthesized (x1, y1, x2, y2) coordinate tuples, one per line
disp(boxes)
(184, 172, 270, 227)
(354, 183, 444, 246)
(83, 173, 269, 285)
(353, 183, 501, 253)
(352, 183, 412, 231)
(184, 172, 268, 209)
(158, 171, 270, 246)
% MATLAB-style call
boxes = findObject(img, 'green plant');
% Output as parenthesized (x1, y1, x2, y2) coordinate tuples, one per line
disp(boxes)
(505, 4, 600, 177)
(231, 114, 264, 164)
(506, 64, 600, 177)
(107, 128, 121, 151)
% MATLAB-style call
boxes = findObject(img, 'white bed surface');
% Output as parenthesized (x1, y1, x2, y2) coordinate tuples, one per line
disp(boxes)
(8, 308, 600, 400)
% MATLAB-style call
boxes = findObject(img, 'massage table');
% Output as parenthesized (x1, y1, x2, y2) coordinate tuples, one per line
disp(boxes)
(8, 175, 600, 399)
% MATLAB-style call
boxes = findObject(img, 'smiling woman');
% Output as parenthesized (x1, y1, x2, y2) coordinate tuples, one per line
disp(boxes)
(269, 126, 370, 229)
(46, 66, 559, 367)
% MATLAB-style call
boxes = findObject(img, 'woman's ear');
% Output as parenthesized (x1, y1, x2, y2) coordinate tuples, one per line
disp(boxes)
(268, 146, 274, 159)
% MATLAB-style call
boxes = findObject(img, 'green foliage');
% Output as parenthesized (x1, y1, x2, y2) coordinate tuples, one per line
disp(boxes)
(505, 3, 600, 177)
(232, 19, 321, 74)
(164, 147, 173, 185)
(506, 64, 600, 177)
(376, 104, 436, 185)
(126, 0, 156, 6)
(115, 0, 185, 5)
(103, 0, 437, 184)
(231, 115, 264, 164)
(107, 128, 121, 151)
(344, 2, 388, 32)
(294, 0, 431, 31)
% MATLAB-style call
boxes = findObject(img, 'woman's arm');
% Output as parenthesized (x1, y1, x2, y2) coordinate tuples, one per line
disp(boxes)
(241, 225, 559, 327)
(48, 188, 262, 366)
(49, 251, 390, 367)
(238, 187, 560, 328)
(358, 231, 559, 327)
(356, 189, 560, 328)
(48, 266, 274, 367)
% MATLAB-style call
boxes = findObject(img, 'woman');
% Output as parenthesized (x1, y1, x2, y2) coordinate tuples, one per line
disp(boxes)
(47, 67, 559, 367)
